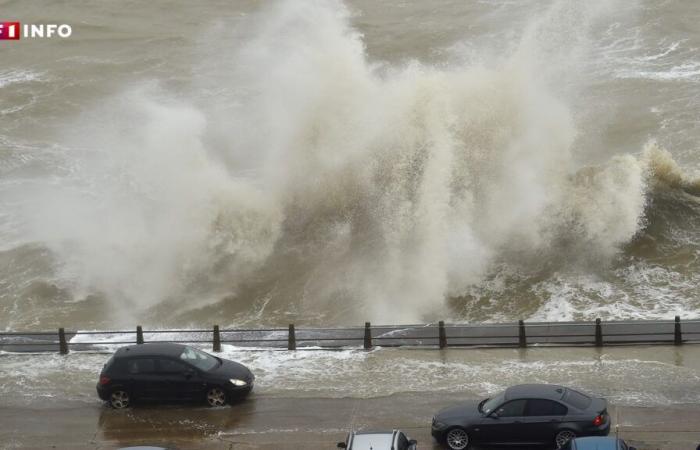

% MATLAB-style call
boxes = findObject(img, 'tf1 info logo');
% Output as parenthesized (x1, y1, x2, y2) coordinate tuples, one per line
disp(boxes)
(0, 22, 72, 40)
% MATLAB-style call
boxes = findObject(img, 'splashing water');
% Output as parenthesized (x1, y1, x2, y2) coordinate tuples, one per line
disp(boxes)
(1, 0, 699, 328)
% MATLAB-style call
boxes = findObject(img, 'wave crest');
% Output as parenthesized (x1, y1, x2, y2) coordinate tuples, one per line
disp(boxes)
(6, 0, 698, 327)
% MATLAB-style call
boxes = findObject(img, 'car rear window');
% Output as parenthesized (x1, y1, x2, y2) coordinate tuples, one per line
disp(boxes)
(563, 388, 592, 409)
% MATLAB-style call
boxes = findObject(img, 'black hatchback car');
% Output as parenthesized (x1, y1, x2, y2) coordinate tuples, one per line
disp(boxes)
(96, 343, 254, 408)
(432, 384, 610, 449)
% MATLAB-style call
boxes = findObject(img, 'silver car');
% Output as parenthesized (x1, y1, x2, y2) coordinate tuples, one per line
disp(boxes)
(338, 430, 417, 450)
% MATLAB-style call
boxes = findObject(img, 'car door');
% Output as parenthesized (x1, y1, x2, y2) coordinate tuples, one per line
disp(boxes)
(479, 399, 529, 444)
(155, 358, 197, 401)
(522, 399, 569, 444)
(125, 357, 160, 400)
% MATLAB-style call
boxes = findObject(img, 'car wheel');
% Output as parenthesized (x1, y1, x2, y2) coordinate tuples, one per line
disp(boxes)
(445, 427, 469, 450)
(109, 389, 130, 409)
(206, 386, 227, 407)
(555, 430, 576, 449)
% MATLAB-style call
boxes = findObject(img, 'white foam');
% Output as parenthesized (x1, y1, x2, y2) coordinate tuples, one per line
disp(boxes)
(637, 40, 683, 62)
(0, 70, 42, 89)
(529, 262, 700, 323)
(617, 62, 700, 81)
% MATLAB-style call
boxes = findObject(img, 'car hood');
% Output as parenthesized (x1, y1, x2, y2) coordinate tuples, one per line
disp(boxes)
(435, 400, 483, 422)
(210, 359, 254, 382)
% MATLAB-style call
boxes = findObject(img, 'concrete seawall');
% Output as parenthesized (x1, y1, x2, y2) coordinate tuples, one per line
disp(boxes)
(3, 318, 700, 353)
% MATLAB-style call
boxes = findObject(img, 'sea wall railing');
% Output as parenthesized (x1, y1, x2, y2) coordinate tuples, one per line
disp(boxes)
(1, 316, 699, 354)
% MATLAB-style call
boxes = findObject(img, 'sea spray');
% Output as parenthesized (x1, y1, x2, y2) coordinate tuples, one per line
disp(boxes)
(5, 0, 699, 327)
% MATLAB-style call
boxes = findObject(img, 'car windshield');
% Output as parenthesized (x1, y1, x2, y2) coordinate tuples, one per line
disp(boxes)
(179, 346, 219, 371)
(481, 392, 505, 414)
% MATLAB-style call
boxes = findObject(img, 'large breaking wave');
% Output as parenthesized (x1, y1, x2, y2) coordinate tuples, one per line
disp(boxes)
(2, 0, 700, 328)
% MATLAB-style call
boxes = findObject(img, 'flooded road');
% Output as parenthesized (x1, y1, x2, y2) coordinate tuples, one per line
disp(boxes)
(2, 394, 700, 449)
(2, 345, 700, 449)
(3, 345, 700, 408)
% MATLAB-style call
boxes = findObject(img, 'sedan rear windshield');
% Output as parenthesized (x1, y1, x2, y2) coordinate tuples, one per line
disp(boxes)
(179, 346, 219, 371)
(563, 388, 592, 410)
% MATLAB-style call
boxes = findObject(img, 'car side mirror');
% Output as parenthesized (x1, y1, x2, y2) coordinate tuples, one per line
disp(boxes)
(408, 439, 417, 447)
(629, 447, 637, 450)
(337, 443, 347, 449)
(184, 369, 195, 379)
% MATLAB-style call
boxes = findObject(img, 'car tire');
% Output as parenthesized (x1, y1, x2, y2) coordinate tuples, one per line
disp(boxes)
(109, 389, 130, 409)
(206, 386, 227, 407)
(445, 427, 470, 450)
(554, 429, 576, 449)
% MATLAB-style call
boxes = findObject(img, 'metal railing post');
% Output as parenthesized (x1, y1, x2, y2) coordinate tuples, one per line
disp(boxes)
(595, 318, 603, 347)
(674, 316, 682, 345)
(58, 328, 68, 355)
(518, 320, 527, 348)
(213, 325, 221, 352)
(438, 321, 447, 349)
(288, 324, 296, 350)
(364, 322, 372, 350)
(136, 325, 144, 344)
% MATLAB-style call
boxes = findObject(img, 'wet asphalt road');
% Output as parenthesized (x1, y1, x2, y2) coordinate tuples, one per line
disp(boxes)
(2, 392, 700, 449)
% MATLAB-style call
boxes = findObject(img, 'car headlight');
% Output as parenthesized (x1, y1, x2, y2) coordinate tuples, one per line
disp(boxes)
(432, 420, 447, 429)
(230, 378, 248, 387)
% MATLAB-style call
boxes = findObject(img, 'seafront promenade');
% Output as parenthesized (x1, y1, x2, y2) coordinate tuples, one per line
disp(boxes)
(3, 321, 699, 449)
(2, 393, 699, 449)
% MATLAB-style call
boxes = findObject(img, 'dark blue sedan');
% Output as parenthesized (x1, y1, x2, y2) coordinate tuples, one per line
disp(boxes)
(562, 437, 637, 450)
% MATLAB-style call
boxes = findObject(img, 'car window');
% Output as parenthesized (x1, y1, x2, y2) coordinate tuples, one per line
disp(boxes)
(396, 432, 409, 450)
(495, 399, 526, 417)
(127, 358, 155, 374)
(620, 441, 628, 450)
(526, 399, 568, 416)
(157, 358, 189, 374)
(180, 346, 219, 371)
(563, 389, 592, 409)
